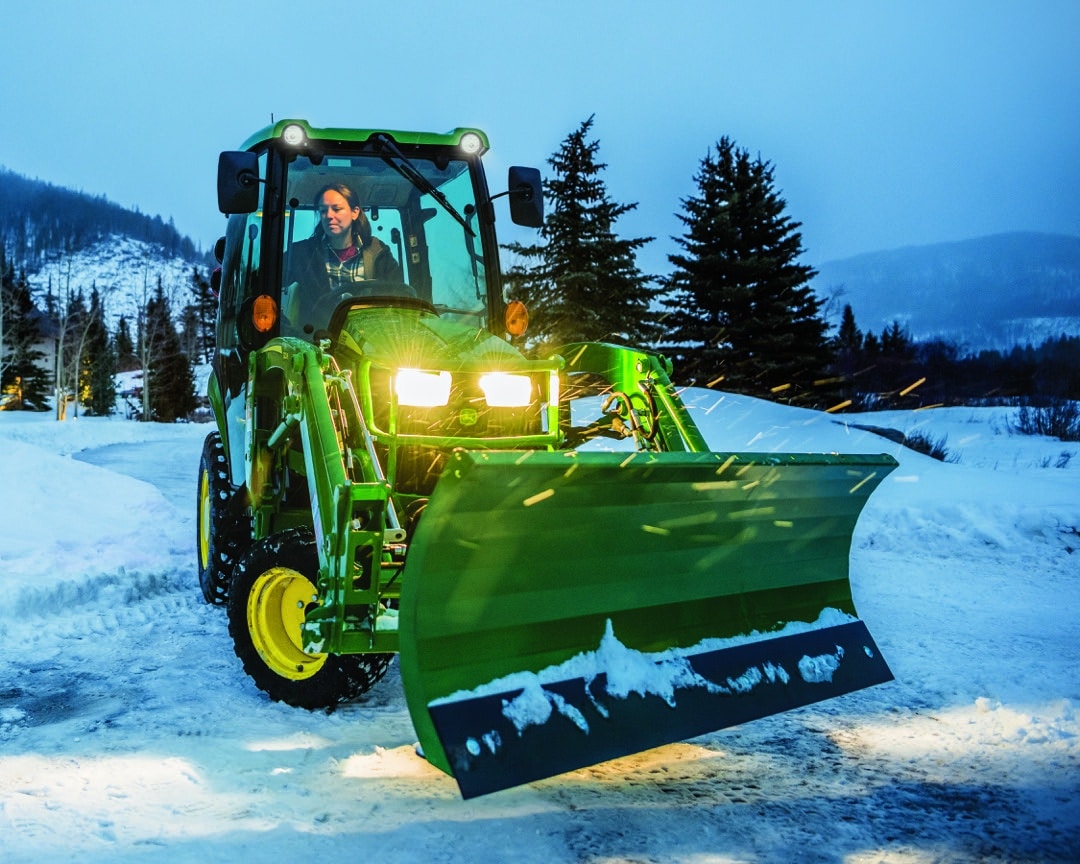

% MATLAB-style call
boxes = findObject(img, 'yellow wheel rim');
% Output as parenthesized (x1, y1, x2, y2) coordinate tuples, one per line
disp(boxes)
(247, 566, 327, 680)
(198, 469, 211, 572)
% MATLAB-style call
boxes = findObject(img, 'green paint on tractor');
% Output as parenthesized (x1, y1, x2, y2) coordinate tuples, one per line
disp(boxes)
(197, 120, 898, 798)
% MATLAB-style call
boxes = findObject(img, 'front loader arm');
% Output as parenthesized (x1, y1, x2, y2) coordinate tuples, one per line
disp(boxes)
(558, 341, 710, 452)
(251, 339, 400, 655)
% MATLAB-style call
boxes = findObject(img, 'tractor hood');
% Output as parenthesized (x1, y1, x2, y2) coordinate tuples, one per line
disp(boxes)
(334, 306, 541, 373)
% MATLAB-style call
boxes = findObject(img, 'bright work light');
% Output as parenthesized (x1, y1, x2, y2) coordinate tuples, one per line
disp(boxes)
(395, 369, 452, 407)
(479, 373, 532, 408)
(459, 132, 484, 155)
(282, 124, 307, 146)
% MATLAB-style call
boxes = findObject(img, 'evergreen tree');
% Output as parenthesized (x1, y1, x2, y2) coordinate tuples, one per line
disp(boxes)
(179, 302, 200, 364)
(192, 266, 217, 364)
(503, 115, 662, 356)
(662, 137, 834, 405)
(83, 286, 117, 416)
(42, 280, 58, 321)
(143, 277, 196, 422)
(1, 252, 50, 410)
(115, 315, 138, 371)
(1039, 335, 1080, 399)
(179, 267, 216, 365)
(874, 320, 918, 404)
(880, 320, 913, 356)
(830, 303, 866, 405)
(915, 338, 961, 406)
(862, 330, 882, 366)
(1, 251, 20, 391)
(834, 304, 863, 358)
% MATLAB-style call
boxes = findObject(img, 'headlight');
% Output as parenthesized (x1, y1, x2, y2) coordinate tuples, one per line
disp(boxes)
(395, 369, 451, 407)
(479, 373, 532, 408)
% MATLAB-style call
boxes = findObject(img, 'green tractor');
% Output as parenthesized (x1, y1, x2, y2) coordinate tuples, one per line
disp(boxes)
(198, 119, 898, 798)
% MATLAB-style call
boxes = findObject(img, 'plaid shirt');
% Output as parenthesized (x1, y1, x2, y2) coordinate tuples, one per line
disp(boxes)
(323, 241, 366, 288)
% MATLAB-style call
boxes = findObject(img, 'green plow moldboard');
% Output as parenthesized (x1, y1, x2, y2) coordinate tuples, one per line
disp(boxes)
(398, 448, 898, 797)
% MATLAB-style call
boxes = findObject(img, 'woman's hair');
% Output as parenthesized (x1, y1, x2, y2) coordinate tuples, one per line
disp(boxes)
(312, 183, 372, 246)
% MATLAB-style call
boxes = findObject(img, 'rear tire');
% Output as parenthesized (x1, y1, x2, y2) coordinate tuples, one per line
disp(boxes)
(227, 527, 393, 710)
(197, 432, 249, 605)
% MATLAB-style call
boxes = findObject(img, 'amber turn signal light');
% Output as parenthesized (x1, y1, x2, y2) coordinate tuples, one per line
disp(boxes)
(252, 295, 278, 333)
(505, 300, 529, 338)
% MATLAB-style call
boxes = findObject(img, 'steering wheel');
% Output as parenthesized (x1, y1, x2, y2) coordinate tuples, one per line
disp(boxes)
(306, 281, 418, 329)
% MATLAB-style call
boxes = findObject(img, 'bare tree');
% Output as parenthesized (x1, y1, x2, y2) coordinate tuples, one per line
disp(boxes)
(49, 255, 117, 420)
(0, 265, 8, 386)
(134, 266, 157, 421)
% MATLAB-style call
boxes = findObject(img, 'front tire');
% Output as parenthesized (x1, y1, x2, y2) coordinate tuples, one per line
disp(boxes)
(227, 527, 393, 710)
(197, 432, 249, 605)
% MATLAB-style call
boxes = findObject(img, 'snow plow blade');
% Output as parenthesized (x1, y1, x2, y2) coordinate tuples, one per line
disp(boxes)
(399, 448, 897, 798)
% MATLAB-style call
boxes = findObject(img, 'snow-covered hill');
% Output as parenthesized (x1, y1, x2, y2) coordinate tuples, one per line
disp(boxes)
(0, 393, 1078, 863)
(23, 234, 213, 330)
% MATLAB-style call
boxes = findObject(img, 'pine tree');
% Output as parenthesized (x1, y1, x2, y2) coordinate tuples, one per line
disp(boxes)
(0, 250, 9, 386)
(1, 252, 50, 410)
(179, 302, 200, 364)
(115, 315, 138, 371)
(83, 286, 117, 416)
(834, 304, 861, 352)
(143, 277, 196, 422)
(875, 320, 918, 404)
(830, 303, 865, 406)
(662, 137, 834, 405)
(1, 252, 20, 392)
(880, 320, 913, 356)
(503, 116, 662, 356)
(179, 265, 216, 365)
(192, 266, 216, 364)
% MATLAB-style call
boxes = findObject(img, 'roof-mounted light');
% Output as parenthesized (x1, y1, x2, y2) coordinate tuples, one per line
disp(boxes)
(281, 123, 307, 147)
(459, 132, 484, 155)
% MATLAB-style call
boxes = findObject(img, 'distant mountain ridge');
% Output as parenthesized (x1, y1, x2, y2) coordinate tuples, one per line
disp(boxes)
(0, 166, 209, 267)
(812, 232, 1080, 352)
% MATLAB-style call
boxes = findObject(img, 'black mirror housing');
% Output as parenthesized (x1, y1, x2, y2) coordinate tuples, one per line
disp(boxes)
(217, 151, 260, 214)
(507, 166, 543, 228)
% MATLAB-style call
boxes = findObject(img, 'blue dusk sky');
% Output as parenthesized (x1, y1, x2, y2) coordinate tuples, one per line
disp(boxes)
(1, 0, 1077, 274)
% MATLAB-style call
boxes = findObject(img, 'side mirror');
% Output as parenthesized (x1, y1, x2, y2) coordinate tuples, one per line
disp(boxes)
(507, 166, 543, 228)
(217, 151, 260, 214)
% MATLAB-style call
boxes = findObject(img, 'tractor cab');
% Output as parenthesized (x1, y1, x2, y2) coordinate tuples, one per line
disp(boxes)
(214, 121, 540, 357)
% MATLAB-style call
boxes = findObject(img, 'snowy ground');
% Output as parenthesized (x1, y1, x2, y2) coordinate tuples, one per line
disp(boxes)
(1, 391, 1078, 863)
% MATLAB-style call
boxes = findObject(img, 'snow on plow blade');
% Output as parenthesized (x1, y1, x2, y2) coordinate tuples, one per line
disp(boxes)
(398, 448, 898, 798)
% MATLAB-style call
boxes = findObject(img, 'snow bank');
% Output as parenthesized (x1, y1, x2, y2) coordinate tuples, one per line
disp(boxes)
(1, 393, 1078, 863)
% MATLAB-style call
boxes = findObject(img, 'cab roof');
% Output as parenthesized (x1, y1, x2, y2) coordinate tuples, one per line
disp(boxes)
(240, 119, 490, 154)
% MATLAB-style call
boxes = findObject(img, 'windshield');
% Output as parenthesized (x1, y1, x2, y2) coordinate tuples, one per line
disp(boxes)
(280, 153, 487, 336)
